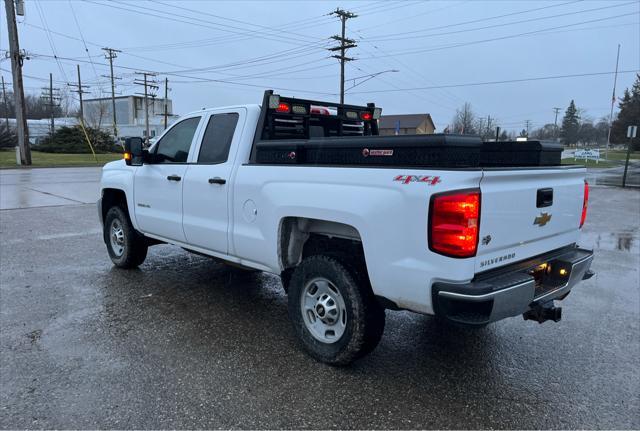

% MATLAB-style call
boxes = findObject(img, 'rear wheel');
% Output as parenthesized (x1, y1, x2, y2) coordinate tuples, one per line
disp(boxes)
(287, 255, 385, 365)
(104, 206, 148, 268)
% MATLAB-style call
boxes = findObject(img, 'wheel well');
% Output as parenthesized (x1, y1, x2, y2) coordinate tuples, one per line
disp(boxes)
(279, 217, 367, 291)
(101, 188, 128, 221)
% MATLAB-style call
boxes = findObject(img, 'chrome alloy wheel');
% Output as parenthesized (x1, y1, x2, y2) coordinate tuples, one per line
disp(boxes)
(109, 219, 125, 257)
(301, 277, 347, 343)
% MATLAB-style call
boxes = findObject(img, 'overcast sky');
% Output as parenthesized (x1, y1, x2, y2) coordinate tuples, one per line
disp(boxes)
(1, 0, 639, 131)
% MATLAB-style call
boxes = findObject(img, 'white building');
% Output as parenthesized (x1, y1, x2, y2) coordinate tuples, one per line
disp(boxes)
(83, 95, 176, 139)
(5, 117, 78, 145)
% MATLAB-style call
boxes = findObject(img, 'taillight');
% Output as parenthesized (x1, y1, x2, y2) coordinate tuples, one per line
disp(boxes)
(360, 111, 373, 121)
(429, 189, 481, 258)
(580, 180, 589, 228)
(275, 102, 290, 113)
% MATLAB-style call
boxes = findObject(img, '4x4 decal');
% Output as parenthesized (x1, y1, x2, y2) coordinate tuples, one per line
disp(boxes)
(393, 175, 441, 185)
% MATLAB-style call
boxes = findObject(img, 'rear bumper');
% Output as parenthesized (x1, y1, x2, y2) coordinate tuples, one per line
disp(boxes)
(433, 246, 594, 325)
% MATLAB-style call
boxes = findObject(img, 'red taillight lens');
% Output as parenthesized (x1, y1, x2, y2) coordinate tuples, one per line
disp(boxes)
(580, 180, 589, 228)
(276, 102, 290, 113)
(360, 111, 373, 121)
(429, 189, 481, 258)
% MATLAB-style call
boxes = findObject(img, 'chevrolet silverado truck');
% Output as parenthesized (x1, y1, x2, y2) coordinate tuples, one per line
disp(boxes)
(98, 90, 594, 365)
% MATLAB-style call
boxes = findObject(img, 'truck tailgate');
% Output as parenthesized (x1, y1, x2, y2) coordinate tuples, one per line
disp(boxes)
(476, 167, 586, 273)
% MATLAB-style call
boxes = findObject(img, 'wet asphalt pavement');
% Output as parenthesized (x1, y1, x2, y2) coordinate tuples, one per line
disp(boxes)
(0, 168, 639, 429)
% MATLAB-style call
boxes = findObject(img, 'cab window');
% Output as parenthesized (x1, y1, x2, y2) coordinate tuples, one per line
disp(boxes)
(153, 117, 201, 163)
(197, 113, 239, 164)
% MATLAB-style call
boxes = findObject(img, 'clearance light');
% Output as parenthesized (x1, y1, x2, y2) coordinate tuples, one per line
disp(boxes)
(580, 180, 589, 228)
(429, 189, 481, 258)
(123, 152, 132, 161)
(276, 102, 291, 113)
(360, 111, 373, 121)
(559, 268, 568, 276)
(292, 105, 307, 115)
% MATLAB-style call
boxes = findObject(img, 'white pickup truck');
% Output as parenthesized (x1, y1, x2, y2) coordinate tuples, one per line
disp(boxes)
(98, 91, 594, 365)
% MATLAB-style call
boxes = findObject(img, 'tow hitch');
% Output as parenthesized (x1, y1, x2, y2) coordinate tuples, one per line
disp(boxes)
(523, 302, 562, 324)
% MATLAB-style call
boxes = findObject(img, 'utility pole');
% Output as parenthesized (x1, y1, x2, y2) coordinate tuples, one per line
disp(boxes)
(163, 77, 169, 130)
(328, 8, 357, 104)
(1, 75, 9, 130)
(552, 107, 561, 140)
(41, 73, 60, 136)
(605, 44, 621, 160)
(134, 71, 158, 143)
(552, 107, 561, 127)
(102, 47, 121, 138)
(67, 65, 90, 123)
(4, 0, 31, 165)
(525, 119, 531, 137)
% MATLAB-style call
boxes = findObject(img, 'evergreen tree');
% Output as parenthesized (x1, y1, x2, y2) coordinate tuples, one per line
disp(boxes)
(560, 100, 580, 146)
(611, 74, 640, 147)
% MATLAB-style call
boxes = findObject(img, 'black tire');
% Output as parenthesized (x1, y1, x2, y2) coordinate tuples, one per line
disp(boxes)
(287, 255, 385, 365)
(104, 205, 148, 269)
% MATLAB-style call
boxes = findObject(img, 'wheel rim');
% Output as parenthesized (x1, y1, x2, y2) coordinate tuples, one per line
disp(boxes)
(300, 277, 347, 344)
(109, 218, 125, 257)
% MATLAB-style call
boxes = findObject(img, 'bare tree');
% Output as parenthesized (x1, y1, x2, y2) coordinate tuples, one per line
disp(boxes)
(452, 102, 477, 134)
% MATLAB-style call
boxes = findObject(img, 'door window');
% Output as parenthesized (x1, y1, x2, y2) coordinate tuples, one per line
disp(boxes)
(154, 116, 201, 163)
(197, 113, 239, 164)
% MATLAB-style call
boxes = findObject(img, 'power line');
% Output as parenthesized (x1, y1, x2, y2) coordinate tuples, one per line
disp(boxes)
(361, 0, 583, 40)
(149, 0, 320, 44)
(83, 0, 323, 49)
(33, 0, 69, 82)
(357, 12, 636, 59)
(67, 0, 100, 85)
(347, 70, 640, 94)
(365, 1, 636, 42)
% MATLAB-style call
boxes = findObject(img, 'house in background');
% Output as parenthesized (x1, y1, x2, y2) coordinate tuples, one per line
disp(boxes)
(378, 114, 435, 135)
(84, 95, 177, 139)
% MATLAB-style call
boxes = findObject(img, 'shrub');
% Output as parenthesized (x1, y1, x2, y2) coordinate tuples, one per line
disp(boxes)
(0, 125, 17, 149)
(38, 126, 119, 153)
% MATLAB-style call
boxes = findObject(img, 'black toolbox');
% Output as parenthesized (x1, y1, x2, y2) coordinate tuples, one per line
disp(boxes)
(255, 134, 483, 168)
(480, 140, 563, 167)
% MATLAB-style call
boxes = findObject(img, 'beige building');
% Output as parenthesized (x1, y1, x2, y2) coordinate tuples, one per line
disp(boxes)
(378, 114, 436, 135)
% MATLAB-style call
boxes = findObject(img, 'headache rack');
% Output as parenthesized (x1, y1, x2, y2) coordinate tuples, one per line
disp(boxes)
(253, 89, 379, 140)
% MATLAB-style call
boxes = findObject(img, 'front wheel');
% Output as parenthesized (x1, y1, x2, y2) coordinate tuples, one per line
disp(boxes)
(104, 206, 148, 268)
(287, 255, 385, 365)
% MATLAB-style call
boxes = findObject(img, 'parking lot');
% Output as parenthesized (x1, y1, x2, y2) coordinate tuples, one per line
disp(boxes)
(0, 167, 638, 429)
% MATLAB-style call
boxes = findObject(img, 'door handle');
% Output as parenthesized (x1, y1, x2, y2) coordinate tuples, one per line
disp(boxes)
(208, 177, 226, 185)
(167, 175, 181, 182)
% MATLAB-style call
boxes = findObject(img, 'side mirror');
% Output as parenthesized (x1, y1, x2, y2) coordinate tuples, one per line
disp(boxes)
(124, 137, 144, 166)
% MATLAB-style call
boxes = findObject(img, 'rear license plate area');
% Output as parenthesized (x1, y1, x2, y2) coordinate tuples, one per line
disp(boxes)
(529, 260, 571, 298)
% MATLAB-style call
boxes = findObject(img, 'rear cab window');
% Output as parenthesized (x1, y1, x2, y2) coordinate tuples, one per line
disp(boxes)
(197, 113, 240, 164)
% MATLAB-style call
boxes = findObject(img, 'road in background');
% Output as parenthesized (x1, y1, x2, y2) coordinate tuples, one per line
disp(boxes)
(0, 167, 101, 210)
(1, 168, 639, 429)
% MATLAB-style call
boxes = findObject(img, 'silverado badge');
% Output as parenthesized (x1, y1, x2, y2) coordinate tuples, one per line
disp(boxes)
(534, 212, 552, 227)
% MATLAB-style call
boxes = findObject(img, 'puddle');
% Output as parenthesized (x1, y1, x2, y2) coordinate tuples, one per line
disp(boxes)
(580, 230, 640, 253)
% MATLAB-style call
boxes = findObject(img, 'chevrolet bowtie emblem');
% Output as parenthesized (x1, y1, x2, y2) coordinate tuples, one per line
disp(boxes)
(534, 212, 552, 227)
